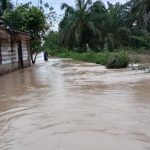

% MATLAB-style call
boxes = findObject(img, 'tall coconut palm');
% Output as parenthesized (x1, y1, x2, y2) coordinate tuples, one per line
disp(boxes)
(131, 0, 150, 32)
(88, 1, 107, 50)
(59, 0, 106, 51)
(106, 2, 130, 50)
(131, 0, 150, 16)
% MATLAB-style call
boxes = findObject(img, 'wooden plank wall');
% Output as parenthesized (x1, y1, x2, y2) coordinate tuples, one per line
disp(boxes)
(1, 41, 16, 64)
(0, 32, 31, 75)
(22, 40, 31, 68)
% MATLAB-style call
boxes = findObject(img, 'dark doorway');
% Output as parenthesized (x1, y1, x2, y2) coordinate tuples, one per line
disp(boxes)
(18, 40, 24, 68)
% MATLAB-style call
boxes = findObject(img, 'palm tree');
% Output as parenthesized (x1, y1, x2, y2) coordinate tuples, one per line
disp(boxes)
(59, 0, 106, 51)
(131, 0, 150, 32)
(106, 2, 130, 50)
(131, 0, 150, 16)
(88, 1, 107, 50)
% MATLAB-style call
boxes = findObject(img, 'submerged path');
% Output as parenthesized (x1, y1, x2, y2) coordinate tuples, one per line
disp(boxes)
(0, 54, 150, 150)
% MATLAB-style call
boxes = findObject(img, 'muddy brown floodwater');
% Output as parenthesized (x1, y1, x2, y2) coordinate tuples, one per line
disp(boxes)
(0, 54, 150, 150)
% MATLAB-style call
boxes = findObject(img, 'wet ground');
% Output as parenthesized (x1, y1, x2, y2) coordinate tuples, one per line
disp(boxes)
(0, 54, 150, 150)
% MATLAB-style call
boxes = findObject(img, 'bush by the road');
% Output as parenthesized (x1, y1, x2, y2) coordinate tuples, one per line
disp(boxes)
(48, 50, 129, 69)
(106, 51, 129, 69)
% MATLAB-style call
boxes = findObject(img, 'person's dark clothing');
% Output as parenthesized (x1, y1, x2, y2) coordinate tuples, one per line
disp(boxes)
(44, 51, 48, 61)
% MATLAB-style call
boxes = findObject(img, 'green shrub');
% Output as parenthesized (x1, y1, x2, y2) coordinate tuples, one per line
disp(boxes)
(48, 50, 57, 56)
(48, 49, 129, 69)
(95, 53, 110, 65)
(106, 51, 129, 69)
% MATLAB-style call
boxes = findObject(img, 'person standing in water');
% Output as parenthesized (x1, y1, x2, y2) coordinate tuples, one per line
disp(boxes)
(44, 51, 48, 61)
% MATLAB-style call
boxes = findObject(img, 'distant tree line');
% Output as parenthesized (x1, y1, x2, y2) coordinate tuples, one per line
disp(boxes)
(1, 0, 150, 57)
(43, 0, 150, 52)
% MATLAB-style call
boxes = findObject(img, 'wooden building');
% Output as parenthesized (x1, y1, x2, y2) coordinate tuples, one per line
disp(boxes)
(0, 22, 31, 75)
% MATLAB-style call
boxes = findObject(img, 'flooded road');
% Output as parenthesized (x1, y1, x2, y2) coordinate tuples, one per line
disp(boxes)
(0, 55, 150, 150)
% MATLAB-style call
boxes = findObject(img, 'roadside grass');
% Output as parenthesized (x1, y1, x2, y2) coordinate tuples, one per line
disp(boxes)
(106, 51, 129, 69)
(48, 50, 130, 69)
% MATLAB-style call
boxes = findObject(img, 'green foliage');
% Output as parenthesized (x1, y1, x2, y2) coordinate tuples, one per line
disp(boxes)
(3, 4, 47, 63)
(56, 0, 150, 51)
(105, 3, 131, 51)
(43, 31, 59, 51)
(3, 3, 56, 63)
(59, 0, 106, 51)
(0, 0, 13, 16)
(131, 0, 150, 32)
(131, 34, 150, 48)
(106, 51, 129, 69)
(3, 5, 47, 33)
(48, 49, 129, 69)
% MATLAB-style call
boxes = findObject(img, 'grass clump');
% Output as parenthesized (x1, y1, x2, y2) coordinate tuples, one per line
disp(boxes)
(48, 49, 130, 69)
(106, 51, 129, 69)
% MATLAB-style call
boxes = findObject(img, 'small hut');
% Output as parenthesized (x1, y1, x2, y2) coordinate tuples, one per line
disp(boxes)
(0, 18, 31, 75)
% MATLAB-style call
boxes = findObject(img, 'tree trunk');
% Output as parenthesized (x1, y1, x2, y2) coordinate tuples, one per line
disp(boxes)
(31, 52, 38, 64)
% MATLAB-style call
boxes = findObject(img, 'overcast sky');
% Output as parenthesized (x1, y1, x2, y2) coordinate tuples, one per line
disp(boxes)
(12, 0, 128, 30)
(13, 0, 128, 14)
